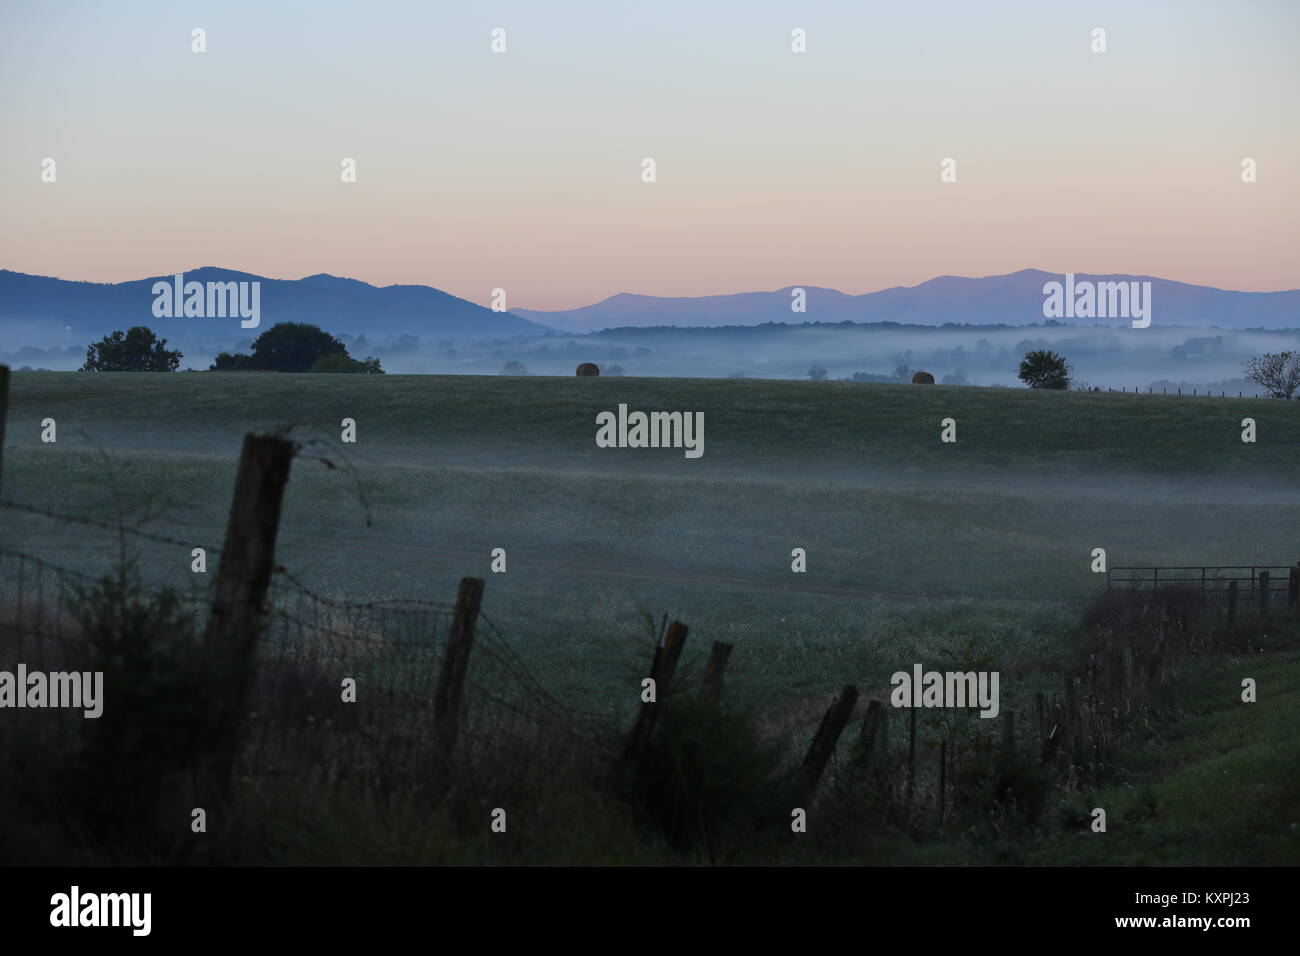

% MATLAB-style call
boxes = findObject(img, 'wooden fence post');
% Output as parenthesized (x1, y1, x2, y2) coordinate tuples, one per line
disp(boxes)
(907, 705, 917, 801)
(1227, 579, 1238, 633)
(802, 684, 859, 797)
(1157, 607, 1173, 685)
(1289, 566, 1299, 608)
(1259, 570, 1270, 614)
(622, 620, 689, 767)
(1122, 635, 1134, 693)
(700, 640, 734, 702)
(854, 698, 884, 769)
(0, 365, 9, 494)
(1062, 678, 1076, 760)
(1040, 718, 1061, 764)
(202, 433, 296, 795)
(878, 704, 890, 761)
(937, 738, 946, 826)
(432, 576, 485, 780)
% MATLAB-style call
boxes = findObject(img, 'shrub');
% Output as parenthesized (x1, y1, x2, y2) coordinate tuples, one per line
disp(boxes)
(617, 694, 793, 857)
(63, 565, 224, 840)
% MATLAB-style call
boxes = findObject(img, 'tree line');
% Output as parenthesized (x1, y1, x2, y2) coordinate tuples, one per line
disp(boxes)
(80, 323, 384, 374)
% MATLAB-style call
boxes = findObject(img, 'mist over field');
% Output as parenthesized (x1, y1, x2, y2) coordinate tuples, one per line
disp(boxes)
(8, 322, 1299, 396)
(4, 372, 1297, 711)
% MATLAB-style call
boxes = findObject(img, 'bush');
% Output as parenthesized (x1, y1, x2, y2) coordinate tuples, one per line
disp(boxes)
(309, 353, 384, 373)
(617, 694, 793, 857)
(63, 565, 224, 840)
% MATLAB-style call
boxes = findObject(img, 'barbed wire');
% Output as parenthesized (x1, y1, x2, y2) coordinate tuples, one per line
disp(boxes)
(270, 565, 455, 613)
(0, 498, 224, 556)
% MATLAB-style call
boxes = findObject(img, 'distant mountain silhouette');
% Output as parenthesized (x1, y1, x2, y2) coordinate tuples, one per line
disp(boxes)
(0, 267, 549, 341)
(512, 269, 1300, 331)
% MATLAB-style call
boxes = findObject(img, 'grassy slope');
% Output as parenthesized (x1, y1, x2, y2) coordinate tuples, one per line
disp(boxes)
(2, 371, 1297, 865)
(2, 372, 1297, 712)
(1022, 640, 1300, 866)
(5, 371, 1297, 473)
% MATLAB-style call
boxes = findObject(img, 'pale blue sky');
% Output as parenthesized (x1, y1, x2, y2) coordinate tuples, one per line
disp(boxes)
(2, 0, 1296, 307)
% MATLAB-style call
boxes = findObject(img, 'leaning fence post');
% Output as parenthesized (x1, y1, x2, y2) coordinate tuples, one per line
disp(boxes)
(700, 640, 734, 702)
(203, 433, 296, 795)
(802, 684, 859, 797)
(432, 576, 485, 780)
(0, 365, 9, 493)
(622, 620, 689, 767)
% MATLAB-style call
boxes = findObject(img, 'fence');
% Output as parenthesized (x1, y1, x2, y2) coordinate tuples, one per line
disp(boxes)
(0, 495, 611, 817)
(1091, 386, 1267, 398)
(1108, 564, 1300, 614)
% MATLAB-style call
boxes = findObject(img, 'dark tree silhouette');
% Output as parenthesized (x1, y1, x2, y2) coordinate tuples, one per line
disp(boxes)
(1018, 349, 1072, 390)
(82, 326, 182, 372)
(1243, 352, 1300, 399)
(209, 322, 380, 373)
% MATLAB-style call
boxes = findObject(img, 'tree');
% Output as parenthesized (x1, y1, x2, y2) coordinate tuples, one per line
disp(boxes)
(247, 322, 349, 372)
(82, 326, 182, 372)
(1243, 352, 1300, 399)
(208, 322, 377, 372)
(605, 364, 626, 377)
(1018, 349, 1072, 390)
(807, 366, 828, 381)
(499, 361, 530, 375)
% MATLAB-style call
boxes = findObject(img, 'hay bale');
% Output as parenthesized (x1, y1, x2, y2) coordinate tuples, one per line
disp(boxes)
(911, 371, 935, 385)
(576, 363, 600, 377)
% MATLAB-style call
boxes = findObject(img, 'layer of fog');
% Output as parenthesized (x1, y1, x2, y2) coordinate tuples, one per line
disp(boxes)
(5, 321, 1298, 395)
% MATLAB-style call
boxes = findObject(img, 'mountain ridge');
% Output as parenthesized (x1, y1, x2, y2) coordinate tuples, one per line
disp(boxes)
(0, 267, 550, 342)
(511, 269, 1300, 332)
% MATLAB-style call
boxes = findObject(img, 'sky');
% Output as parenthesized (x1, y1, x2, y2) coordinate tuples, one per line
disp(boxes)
(1, 0, 1297, 310)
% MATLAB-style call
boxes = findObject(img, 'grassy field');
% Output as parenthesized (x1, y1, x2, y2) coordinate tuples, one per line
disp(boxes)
(2, 370, 1298, 865)
(2, 371, 1298, 713)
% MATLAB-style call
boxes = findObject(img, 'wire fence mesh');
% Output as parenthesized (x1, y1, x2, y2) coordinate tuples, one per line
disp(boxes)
(0, 497, 616, 804)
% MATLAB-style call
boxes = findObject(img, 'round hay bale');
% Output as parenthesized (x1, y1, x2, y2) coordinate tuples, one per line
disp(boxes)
(911, 370, 936, 385)
(576, 363, 600, 377)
